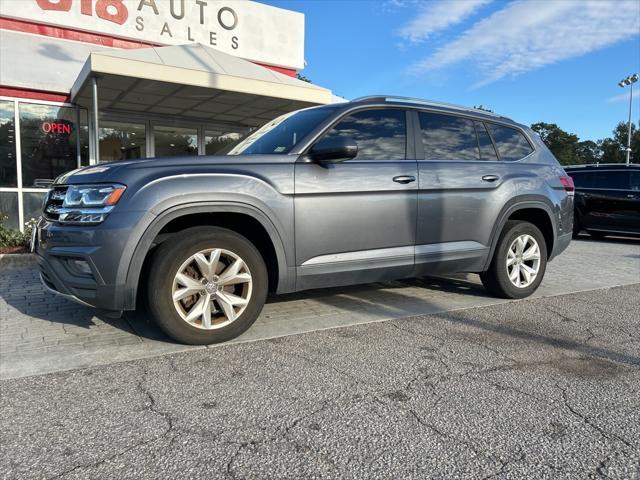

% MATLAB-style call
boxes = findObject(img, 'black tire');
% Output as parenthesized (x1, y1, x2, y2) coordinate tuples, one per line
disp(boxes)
(147, 226, 268, 345)
(480, 220, 548, 299)
(588, 231, 607, 240)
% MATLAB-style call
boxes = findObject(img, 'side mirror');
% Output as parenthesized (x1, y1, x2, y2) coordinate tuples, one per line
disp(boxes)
(309, 136, 358, 163)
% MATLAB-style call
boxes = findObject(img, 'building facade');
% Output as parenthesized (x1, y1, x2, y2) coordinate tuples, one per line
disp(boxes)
(0, 0, 333, 230)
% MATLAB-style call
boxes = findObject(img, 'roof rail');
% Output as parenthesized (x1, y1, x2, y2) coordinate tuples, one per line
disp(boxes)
(351, 95, 508, 119)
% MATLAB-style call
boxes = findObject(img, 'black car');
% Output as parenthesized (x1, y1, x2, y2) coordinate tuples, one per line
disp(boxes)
(565, 164, 640, 239)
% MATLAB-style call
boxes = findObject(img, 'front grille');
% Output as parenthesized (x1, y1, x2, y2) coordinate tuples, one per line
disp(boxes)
(43, 186, 68, 221)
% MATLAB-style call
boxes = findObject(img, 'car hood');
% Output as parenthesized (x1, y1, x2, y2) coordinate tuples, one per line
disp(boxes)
(53, 154, 294, 185)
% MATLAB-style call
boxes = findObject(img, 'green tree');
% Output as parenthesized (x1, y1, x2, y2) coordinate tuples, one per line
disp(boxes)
(575, 140, 601, 164)
(530, 122, 580, 165)
(598, 122, 640, 163)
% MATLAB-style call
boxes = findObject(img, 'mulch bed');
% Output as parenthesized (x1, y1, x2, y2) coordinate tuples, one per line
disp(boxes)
(0, 246, 28, 255)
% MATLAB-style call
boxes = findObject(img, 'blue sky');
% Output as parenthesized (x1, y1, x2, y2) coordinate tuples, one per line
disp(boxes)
(269, 0, 640, 142)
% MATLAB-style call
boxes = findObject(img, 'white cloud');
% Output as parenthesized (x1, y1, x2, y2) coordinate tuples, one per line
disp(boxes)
(400, 0, 492, 42)
(607, 92, 640, 104)
(411, 0, 640, 87)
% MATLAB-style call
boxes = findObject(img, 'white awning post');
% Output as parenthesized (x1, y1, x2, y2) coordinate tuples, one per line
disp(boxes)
(92, 76, 99, 164)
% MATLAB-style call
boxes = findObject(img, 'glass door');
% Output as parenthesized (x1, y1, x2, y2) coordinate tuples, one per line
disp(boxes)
(154, 125, 198, 157)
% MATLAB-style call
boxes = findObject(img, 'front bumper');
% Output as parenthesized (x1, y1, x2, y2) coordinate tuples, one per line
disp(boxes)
(36, 251, 120, 310)
(34, 210, 151, 311)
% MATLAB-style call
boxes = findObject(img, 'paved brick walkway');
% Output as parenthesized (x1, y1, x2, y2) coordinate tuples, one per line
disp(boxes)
(1, 236, 638, 379)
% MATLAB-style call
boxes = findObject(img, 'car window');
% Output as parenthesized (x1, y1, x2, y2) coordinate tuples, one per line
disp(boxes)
(475, 121, 499, 161)
(227, 106, 338, 155)
(418, 112, 479, 160)
(593, 171, 630, 190)
(568, 171, 593, 188)
(486, 124, 533, 161)
(323, 109, 406, 161)
(630, 171, 640, 191)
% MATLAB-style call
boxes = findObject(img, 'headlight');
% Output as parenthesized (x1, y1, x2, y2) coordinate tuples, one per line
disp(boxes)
(63, 184, 126, 208)
(46, 184, 126, 225)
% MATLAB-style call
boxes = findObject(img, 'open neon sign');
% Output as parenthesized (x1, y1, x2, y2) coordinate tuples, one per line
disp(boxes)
(41, 122, 72, 135)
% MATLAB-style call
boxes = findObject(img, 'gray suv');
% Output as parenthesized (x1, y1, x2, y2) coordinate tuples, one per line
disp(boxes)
(34, 96, 574, 344)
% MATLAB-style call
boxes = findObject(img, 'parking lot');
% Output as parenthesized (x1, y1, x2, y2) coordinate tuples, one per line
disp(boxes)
(0, 248, 638, 478)
(1, 237, 639, 380)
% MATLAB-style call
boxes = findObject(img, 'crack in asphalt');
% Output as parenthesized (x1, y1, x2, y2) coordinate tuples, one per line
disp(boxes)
(555, 381, 633, 450)
(45, 365, 176, 480)
(595, 455, 612, 479)
(224, 392, 346, 479)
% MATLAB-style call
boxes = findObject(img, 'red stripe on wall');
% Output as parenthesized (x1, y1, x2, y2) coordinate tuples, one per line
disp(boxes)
(0, 16, 155, 49)
(253, 62, 297, 78)
(0, 16, 299, 77)
(0, 86, 70, 103)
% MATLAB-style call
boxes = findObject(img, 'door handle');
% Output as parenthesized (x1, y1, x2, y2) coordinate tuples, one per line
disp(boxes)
(393, 175, 416, 184)
(627, 194, 638, 199)
(482, 175, 500, 182)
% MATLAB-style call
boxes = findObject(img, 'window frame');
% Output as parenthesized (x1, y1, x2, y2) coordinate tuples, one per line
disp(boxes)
(484, 121, 535, 162)
(300, 106, 416, 162)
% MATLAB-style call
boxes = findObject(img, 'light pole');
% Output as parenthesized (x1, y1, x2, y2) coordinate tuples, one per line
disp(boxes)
(618, 73, 638, 166)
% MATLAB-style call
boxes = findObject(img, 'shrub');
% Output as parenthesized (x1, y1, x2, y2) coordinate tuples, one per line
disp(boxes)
(0, 214, 37, 249)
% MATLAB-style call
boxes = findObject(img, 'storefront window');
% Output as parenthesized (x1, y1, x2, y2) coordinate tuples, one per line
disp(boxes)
(0, 100, 17, 187)
(205, 129, 246, 155)
(155, 125, 198, 157)
(0, 192, 19, 230)
(99, 120, 146, 162)
(23, 191, 47, 224)
(19, 103, 79, 188)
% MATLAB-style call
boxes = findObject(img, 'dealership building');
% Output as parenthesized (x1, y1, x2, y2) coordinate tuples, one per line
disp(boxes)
(0, 0, 334, 230)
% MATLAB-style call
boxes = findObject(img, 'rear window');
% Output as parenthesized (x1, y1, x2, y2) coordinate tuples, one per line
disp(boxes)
(594, 171, 630, 190)
(486, 124, 533, 161)
(475, 121, 499, 161)
(568, 171, 592, 188)
(568, 170, 631, 190)
(418, 112, 480, 160)
(631, 171, 640, 191)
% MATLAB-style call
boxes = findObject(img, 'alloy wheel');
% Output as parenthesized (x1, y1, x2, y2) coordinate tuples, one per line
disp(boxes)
(506, 234, 541, 288)
(171, 248, 253, 329)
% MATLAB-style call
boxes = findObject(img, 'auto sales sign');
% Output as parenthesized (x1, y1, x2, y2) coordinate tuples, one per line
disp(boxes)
(0, 0, 304, 70)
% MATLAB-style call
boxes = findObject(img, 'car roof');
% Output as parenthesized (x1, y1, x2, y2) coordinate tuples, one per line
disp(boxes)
(565, 163, 640, 171)
(348, 95, 518, 125)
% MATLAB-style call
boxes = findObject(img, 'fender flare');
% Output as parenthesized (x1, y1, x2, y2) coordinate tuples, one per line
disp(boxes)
(122, 202, 292, 310)
(483, 198, 557, 271)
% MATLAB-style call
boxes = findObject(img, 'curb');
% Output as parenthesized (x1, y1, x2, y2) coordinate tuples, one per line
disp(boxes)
(0, 253, 37, 269)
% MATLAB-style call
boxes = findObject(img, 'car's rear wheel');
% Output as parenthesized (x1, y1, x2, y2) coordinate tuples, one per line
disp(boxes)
(481, 220, 547, 299)
(147, 226, 268, 345)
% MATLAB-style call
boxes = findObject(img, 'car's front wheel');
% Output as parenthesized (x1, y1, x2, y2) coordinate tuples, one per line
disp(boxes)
(147, 226, 268, 345)
(480, 220, 547, 299)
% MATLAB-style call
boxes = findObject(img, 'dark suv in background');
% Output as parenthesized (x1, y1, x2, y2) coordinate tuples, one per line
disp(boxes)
(566, 164, 640, 239)
(34, 96, 574, 344)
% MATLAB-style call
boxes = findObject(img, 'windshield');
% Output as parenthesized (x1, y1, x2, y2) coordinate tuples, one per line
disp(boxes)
(226, 106, 338, 155)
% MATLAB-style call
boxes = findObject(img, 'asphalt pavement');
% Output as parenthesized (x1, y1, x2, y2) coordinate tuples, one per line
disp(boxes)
(1, 284, 639, 479)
